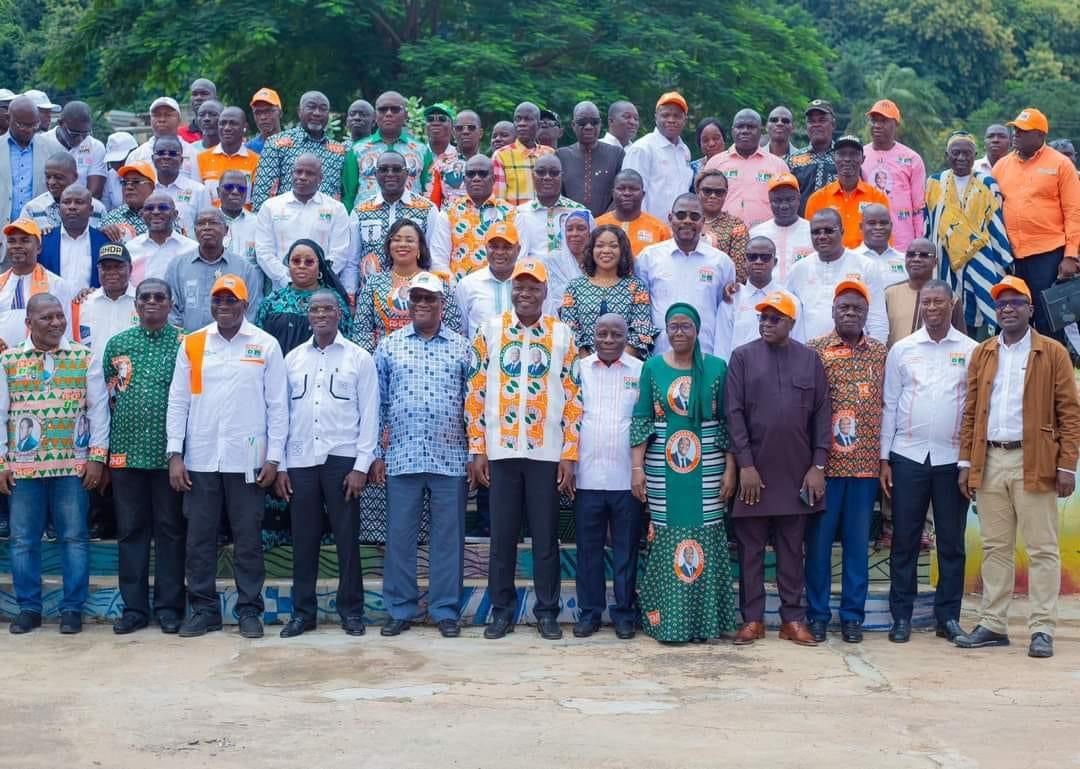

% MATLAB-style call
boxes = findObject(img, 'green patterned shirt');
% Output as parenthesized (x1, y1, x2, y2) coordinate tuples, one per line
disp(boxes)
(102, 324, 182, 470)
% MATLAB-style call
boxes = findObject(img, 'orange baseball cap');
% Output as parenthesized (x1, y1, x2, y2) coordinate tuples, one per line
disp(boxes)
(117, 160, 157, 184)
(866, 99, 901, 123)
(510, 257, 548, 283)
(1008, 107, 1049, 133)
(210, 274, 249, 301)
(2, 217, 42, 241)
(250, 87, 282, 108)
(768, 172, 800, 192)
(485, 220, 519, 246)
(656, 92, 688, 113)
(755, 291, 797, 320)
(990, 275, 1032, 302)
(835, 279, 871, 304)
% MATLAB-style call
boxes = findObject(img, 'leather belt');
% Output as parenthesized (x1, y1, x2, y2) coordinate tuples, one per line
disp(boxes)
(987, 440, 1023, 450)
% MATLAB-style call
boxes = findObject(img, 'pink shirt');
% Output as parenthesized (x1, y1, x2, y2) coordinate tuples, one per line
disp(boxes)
(861, 141, 926, 251)
(704, 147, 790, 229)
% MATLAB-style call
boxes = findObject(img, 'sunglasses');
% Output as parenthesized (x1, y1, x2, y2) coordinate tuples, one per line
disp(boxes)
(121, 178, 152, 187)
(768, 116, 793, 124)
(153, 150, 181, 158)
(142, 204, 173, 213)
(211, 294, 242, 306)
(377, 165, 405, 173)
(426, 114, 451, 123)
(377, 105, 404, 114)
(698, 186, 727, 197)
(745, 252, 774, 263)
(534, 169, 561, 178)
(220, 183, 247, 193)
(465, 169, 490, 179)
(574, 118, 601, 127)
(906, 250, 934, 258)
(137, 291, 169, 302)
(994, 298, 1030, 310)
(454, 124, 479, 132)
(672, 211, 703, 221)
(810, 226, 838, 235)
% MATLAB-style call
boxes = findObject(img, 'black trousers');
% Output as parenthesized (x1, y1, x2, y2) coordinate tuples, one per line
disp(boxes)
(113, 468, 186, 620)
(289, 457, 365, 623)
(573, 489, 641, 624)
(1013, 246, 1065, 342)
(888, 453, 967, 625)
(734, 514, 808, 623)
(185, 471, 265, 618)
(488, 459, 560, 620)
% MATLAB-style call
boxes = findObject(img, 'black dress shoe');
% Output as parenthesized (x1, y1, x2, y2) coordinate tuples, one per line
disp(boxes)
(573, 617, 600, 638)
(954, 624, 1009, 648)
(537, 616, 563, 640)
(59, 611, 82, 634)
(1028, 632, 1053, 658)
(808, 619, 828, 642)
(178, 612, 224, 638)
(342, 616, 366, 636)
(238, 614, 264, 639)
(9, 611, 42, 634)
(840, 621, 863, 643)
(113, 613, 149, 635)
(157, 614, 181, 634)
(936, 619, 964, 642)
(888, 618, 911, 643)
(381, 618, 412, 637)
(279, 617, 316, 638)
(484, 615, 514, 639)
(614, 620, 636, 639)
(437, 619, 461, 638)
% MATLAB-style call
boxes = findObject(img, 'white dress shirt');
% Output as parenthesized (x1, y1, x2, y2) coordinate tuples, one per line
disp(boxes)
(634, 238, 736, 355)
(256, 190, 352, 284)
(622, 128, 694, 220)
(881, 326, 977, 465)
(973, 155, 993, 175)
(58, 226, 94, 289)
(73, 285, 138, 359)
(784, 249, 889, 343)
(986, 328, 1030, 443)
(282, 332, 378, 472)
(166, 320, 288, 473)
(46, 128, 107, 186)
(577, 352, 643, 491)
(126, 231, 199, 285)
(749, 217, 813, 285)
(600, 132, 628, 148)
(127, 138, 202, 182)
(859, 242, 908, 284)
(454, 266, 512, 339)
(156, 176, 211, 238)
(222, 209, 270, 285)
(0, 268, 73, 348)
(713, 280, 804, 362)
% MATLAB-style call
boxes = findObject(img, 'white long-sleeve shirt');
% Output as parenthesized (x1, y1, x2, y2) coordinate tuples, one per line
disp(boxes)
(785, 249, 889, 344)
(713, 280, 803, 362)
(454, 266, 512, 339)
(166, 320, 288, 473)
(127, 138, 202, 183)
(748, 218, 814, 285)
(622, 128, 693, 220)
(156, 177, 211, 238)
(635, 238, 736, 355)
(858, 242, 908, 284)
(880, 326, 976, 466)
(577, 352, 642, 491)
(282, 332, 378, 472)
(255, 191, 352, 285)
(126, 231, 199, 286)
(986, 327, 1030, 443)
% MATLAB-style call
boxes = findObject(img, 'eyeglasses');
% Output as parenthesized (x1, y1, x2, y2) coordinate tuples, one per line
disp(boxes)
(410, 292, 440, 304)
(377, 165, 405, 174)
(308, 305, 339, 316)
(758, 313, 787, 325)
(465, 169, 490, 179)
(426, 114, 450, 123)
(574, 118, 601, 127)
(672, 211, 703, 222)
(906, 250, 934, 258)
(211, 294, 241, 306)
(11, 119, 39, 132)
(142, 204, 172, 214)
(137, 291, 169, 302)
(377, 105, 403, 114)
(534, 169, 561, 178)
(666, 322, 696, 334)
(121, 178, 152, 188)
(994, 298, 1030, 310)
(810, 226, 838, 235)
(698, 186, 727, 197)
(768, 116, 793, 124)
(153, 149, 181, 158)
(454, 124, 478, 132)
(220, 183, 247, 193)
(745, 252, 774, 263)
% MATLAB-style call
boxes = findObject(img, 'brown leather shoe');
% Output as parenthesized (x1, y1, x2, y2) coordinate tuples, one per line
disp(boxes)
(778, 621, 818, 646)
(733, 621, 766, 645)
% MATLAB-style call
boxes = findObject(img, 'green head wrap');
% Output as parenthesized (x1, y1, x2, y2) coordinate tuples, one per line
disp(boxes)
(665, 302, 708, 425)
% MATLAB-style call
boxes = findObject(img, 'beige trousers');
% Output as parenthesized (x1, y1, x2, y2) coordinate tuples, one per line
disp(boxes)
(975, 446, 1060, 635)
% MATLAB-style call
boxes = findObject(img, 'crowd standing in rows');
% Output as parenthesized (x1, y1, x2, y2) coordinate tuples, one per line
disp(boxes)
(0, 82, 1078, 660)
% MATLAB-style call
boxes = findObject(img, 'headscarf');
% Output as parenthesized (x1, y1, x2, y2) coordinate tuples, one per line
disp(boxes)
(284, 238, 349, 309)
(561, 209, 595, 261)
(546, 209, 596, 314)
(665, 301, 708, 425)
(946, 131, 977, 151)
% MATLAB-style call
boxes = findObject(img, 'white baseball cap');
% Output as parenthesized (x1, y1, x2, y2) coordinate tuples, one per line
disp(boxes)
(407, 272, 446, 295)
(105, 132, 138, 163)
(23, 89, 60, 112)
(149, 96, 181, 115)
(0, 89, 15, 104)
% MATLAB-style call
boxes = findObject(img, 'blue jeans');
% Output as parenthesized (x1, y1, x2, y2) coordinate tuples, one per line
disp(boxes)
(9, 475, 90, 615)
(573, 489, 642, 624)
(805, 476, 878, 624)
(384, 473, 466, 622)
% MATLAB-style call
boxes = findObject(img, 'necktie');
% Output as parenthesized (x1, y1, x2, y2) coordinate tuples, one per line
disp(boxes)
(12, 277, 25, 310)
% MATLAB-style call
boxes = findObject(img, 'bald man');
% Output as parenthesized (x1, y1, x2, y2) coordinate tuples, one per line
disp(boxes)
(557, 101, 623, 217)
(48, 101, 107, 199)
(347, 99, 375, 142)
(178, 78, 217, 143)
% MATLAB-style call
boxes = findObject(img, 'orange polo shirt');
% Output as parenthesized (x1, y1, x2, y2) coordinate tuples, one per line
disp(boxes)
(993, 145, 1080, 258)
(197, 145, 261, 206)
(804, 180, 891, 249)
(595, 210, 672, 257)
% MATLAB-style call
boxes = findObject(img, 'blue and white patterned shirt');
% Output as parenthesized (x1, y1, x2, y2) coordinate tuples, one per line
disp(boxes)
(8, 136, 34, 222)
(373, 322, 470, 477)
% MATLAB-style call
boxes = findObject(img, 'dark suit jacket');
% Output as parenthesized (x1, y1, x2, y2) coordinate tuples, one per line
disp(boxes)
(39, 226, 110, 289)
(557, 142, 624, 218)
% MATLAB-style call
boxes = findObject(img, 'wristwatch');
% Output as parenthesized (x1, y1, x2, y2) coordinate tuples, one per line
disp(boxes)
(814, 464, 825, 470)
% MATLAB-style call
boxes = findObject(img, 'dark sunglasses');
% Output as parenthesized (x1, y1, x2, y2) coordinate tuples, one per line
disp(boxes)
(377, 165, 405, 174)
(142, 204, 172, 214)
(153, 150, 181, 158)
(673, 211, 703, 222)
(698, 186, 727, 197)
(426, 114, 451, 123)
(810, 226, 838, 235)
(137, 291, 169, 302)
(211, 294, 241, 306)
(377, 105, 404, 114)
(465, 169, 490, 179)
(454, 124, 479, 132)
(574, 118, 601, 127)
(906, 250, 934, 258)
(994, 298, 1030, 310)
(220, 183, 247, 193)
(745, 252, 774, 263)
(534, 168, 561, 178)
(768, 116, 793, 124)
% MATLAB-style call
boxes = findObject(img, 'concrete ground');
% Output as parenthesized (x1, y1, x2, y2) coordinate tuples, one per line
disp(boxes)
(0, 598, 1076, 769)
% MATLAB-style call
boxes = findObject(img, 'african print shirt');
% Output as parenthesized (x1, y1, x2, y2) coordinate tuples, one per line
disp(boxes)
(492, 140, 555, 206)
(465, 311, 583, 462)
(788, 144, 837, 213)
(559, 276, 658, 355)
(446, 195, 517, 283)
(807, 331, 887, 478)
(350, 271, 463, 353)
(102, 324, 181, 470)
(250, 127, 347, 209)
(702, 212, 750, 283)
(100, 205, 148, 243)
(373, 323, 470, 476)
(341, 129, 434, 212)
(353, 192, 440, 281)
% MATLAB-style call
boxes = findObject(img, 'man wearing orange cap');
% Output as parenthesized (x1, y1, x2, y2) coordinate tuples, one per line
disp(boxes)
(623, 92, 693, 220)
(246, 87, 282, 155)
(703, 108, 790, 230)
(956, 275, 1080, 659)
(455, 219, 520, 338)
(805, 280, 887, 643)
(465, 256, 582, 641)
(0, 217, 73, 350)
(861, 99, 926, 251)
(726, 289, 831, 647)
(99, 161, 160, 243)
(804, 135, 891, 250)
(991, 108, 1080, 340)
(166, 273, 288, 639)
(749, 172, 813, 284)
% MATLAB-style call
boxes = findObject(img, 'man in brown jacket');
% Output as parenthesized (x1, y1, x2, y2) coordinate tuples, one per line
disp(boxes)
(956, 275, 1080, 658)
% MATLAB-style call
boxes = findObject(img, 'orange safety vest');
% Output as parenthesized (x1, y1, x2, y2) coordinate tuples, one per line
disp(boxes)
(184, 328, 208, 395)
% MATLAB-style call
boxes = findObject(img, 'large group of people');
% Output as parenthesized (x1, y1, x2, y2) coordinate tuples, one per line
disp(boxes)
(0, 81, 1078, 660)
